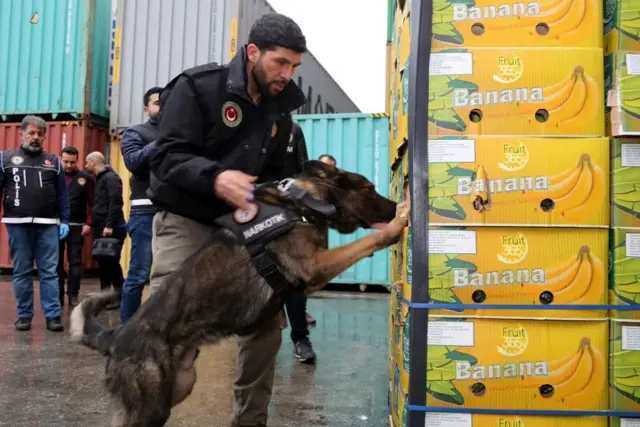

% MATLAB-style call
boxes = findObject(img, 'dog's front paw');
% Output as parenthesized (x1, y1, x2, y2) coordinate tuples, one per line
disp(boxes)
(394, 201, 411, 227)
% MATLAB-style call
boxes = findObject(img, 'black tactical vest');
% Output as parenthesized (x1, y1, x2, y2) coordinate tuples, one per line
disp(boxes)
(1, 148, 60, 224)
(129, 119, 160, 215)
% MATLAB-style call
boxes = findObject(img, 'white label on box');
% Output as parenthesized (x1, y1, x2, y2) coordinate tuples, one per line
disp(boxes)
(429, 230, 477, 255)
(622, 144, 640, 167)
(622, 326, 640, 351)
(428, 321, 475, 347)
(626, 234, 640, 258)
(430, 53, 473, 76)
(428, 139, 475, 163)
(425, 413, 473, 427)
(627, 54, 640, 75)
(621, 419, 640, 427)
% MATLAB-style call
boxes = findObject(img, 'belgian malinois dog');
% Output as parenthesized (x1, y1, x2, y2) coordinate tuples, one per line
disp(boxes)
(70, 160, 410, 427)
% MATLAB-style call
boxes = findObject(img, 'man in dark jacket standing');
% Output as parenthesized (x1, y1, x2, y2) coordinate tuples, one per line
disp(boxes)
(0, 115, 70, 332)
(85, 152, 127, 310)
(148, 13, 307, 427)
(119, 86, 162, 324)
(58, 145, 94, 307)
(279, 122, 317, 363)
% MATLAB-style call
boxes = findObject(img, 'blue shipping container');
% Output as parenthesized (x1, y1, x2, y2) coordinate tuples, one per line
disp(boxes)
(294, 113, 391, 287)
(0, 0, 111, 119)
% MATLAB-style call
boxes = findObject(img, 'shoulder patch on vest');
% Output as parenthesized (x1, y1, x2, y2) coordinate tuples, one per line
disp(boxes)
(10, 156, 23, 165)
(222, 101, 243, 128)
(233, 203, 259, 224)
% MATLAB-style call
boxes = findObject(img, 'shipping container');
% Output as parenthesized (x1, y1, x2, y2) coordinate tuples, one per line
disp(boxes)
(0, 120, 108, 270)
(0, 0, 112, 119)
(295, 113, 391, 287)
(107, 138, 133, 272)
(109, 0, 360, 136)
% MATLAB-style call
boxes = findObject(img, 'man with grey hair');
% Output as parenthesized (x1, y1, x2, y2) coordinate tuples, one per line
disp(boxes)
(0, 115, 70, 332)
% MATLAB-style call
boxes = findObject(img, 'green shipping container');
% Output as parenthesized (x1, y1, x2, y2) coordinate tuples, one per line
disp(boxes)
(294, 113, 391, 288)
(0, 0, 112, 119)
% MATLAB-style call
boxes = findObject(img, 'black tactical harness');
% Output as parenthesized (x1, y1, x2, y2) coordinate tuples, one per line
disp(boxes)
(213, 179, 336, 297)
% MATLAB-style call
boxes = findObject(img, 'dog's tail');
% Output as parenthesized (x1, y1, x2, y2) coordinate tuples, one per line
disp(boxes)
(69, 291, 120, 356)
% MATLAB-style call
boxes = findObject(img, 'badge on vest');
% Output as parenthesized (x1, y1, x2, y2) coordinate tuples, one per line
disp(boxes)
(233, 203, 259, 224)
(10, 156, 23, 165)
(222, 101, 242, 128)
(77, 177, 86, 185)
(43, 159, 54, 168)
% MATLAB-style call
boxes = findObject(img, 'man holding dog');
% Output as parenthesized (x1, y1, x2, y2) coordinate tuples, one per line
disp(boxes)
(148, 13, 307, 427)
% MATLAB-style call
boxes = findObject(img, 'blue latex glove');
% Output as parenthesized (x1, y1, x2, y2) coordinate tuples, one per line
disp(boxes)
(59, 223, 69, 240)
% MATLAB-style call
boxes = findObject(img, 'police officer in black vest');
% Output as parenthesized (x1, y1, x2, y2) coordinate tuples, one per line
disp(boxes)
(57, 145, 94, 307)
(0, 116, 70, 332)
(119, 86, 162, 324)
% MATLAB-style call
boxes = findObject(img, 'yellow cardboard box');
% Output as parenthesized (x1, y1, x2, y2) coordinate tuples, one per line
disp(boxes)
(610, 228, 640, 321)
(432, 0, 602, 49)
(428, 47, 604, 137)
(610, 319, 640, 412)
(405, 317, 609, 411)
(610, 418, 640, 427)
(604, 0, 640, 55)
(424, 413, 608, 426)
(427, 227, 608, 319)
(612, 138, 640, 228)
(606, 52, 640, 136)
(427, 136, 610, 227)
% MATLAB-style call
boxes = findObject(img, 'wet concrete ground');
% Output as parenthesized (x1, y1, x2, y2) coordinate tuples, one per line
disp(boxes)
(0, 277, 391, 427)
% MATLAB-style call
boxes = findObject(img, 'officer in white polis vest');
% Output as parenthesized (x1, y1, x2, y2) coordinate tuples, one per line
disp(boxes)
(0, 115, 70, 332)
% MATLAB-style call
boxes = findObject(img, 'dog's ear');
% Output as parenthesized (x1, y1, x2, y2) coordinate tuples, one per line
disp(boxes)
(301, 160, 336, 178)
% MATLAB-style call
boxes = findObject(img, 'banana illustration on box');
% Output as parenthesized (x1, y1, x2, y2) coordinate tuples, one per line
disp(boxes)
(428, 48, 604, 136)
(427, 227, 607, 319)
(431, 0, 601, 48)
(421, 319, 609, 410)
(427, 137, 609, 226)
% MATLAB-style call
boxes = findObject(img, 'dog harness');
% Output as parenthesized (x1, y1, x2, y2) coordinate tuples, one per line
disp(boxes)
(214, 179, 336, 297)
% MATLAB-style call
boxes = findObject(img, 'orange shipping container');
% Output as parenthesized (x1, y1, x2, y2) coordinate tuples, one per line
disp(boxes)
(0, 120, 109, 270)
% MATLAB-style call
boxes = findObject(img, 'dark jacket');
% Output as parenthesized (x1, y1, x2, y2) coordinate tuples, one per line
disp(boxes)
(65, 169, 94, 226)
(0, 147, 70, 225)
(91, 166, 125, 229)
(148, 45, 306, 225)
(279, 122, 309, 178)
(120, 118, 160, 216)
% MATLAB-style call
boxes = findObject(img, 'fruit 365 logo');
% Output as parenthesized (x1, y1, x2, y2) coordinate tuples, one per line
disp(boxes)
(493, 54, 524, 84)
(498, 141, 529, 172)
(497, 324, 528, 356)
(497, 233, 528, 264)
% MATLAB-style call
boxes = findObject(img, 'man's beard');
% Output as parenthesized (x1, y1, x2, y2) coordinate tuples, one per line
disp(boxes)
(251, 62, 286, 100)
(22, 140, 42, 154)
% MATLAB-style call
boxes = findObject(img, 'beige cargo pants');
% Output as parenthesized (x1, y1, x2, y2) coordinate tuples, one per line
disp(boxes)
(149, 211, 282, 426)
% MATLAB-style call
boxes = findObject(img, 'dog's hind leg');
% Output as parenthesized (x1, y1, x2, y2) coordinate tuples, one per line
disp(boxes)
(171, 347, 200, 406)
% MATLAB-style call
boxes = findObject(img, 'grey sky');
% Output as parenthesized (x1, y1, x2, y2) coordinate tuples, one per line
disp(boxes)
(268, 0, 388, 113)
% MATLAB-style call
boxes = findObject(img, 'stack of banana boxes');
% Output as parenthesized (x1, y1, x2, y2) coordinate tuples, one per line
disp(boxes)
(606, 0, 640, 424)
(385, 0, 640, 425)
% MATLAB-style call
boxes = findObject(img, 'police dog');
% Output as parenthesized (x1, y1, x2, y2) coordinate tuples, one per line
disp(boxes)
(69, 160, 410, 427)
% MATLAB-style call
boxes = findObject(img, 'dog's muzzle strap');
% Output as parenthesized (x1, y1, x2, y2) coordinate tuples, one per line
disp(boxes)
(276, 178, 337, 217)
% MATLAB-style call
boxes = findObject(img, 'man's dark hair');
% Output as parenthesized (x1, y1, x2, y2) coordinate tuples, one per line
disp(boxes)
(248, 13, 307, 53)
(61, 146, 79, 157)
(143, 87, 163, 107)
(319, 154, 337, 164)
